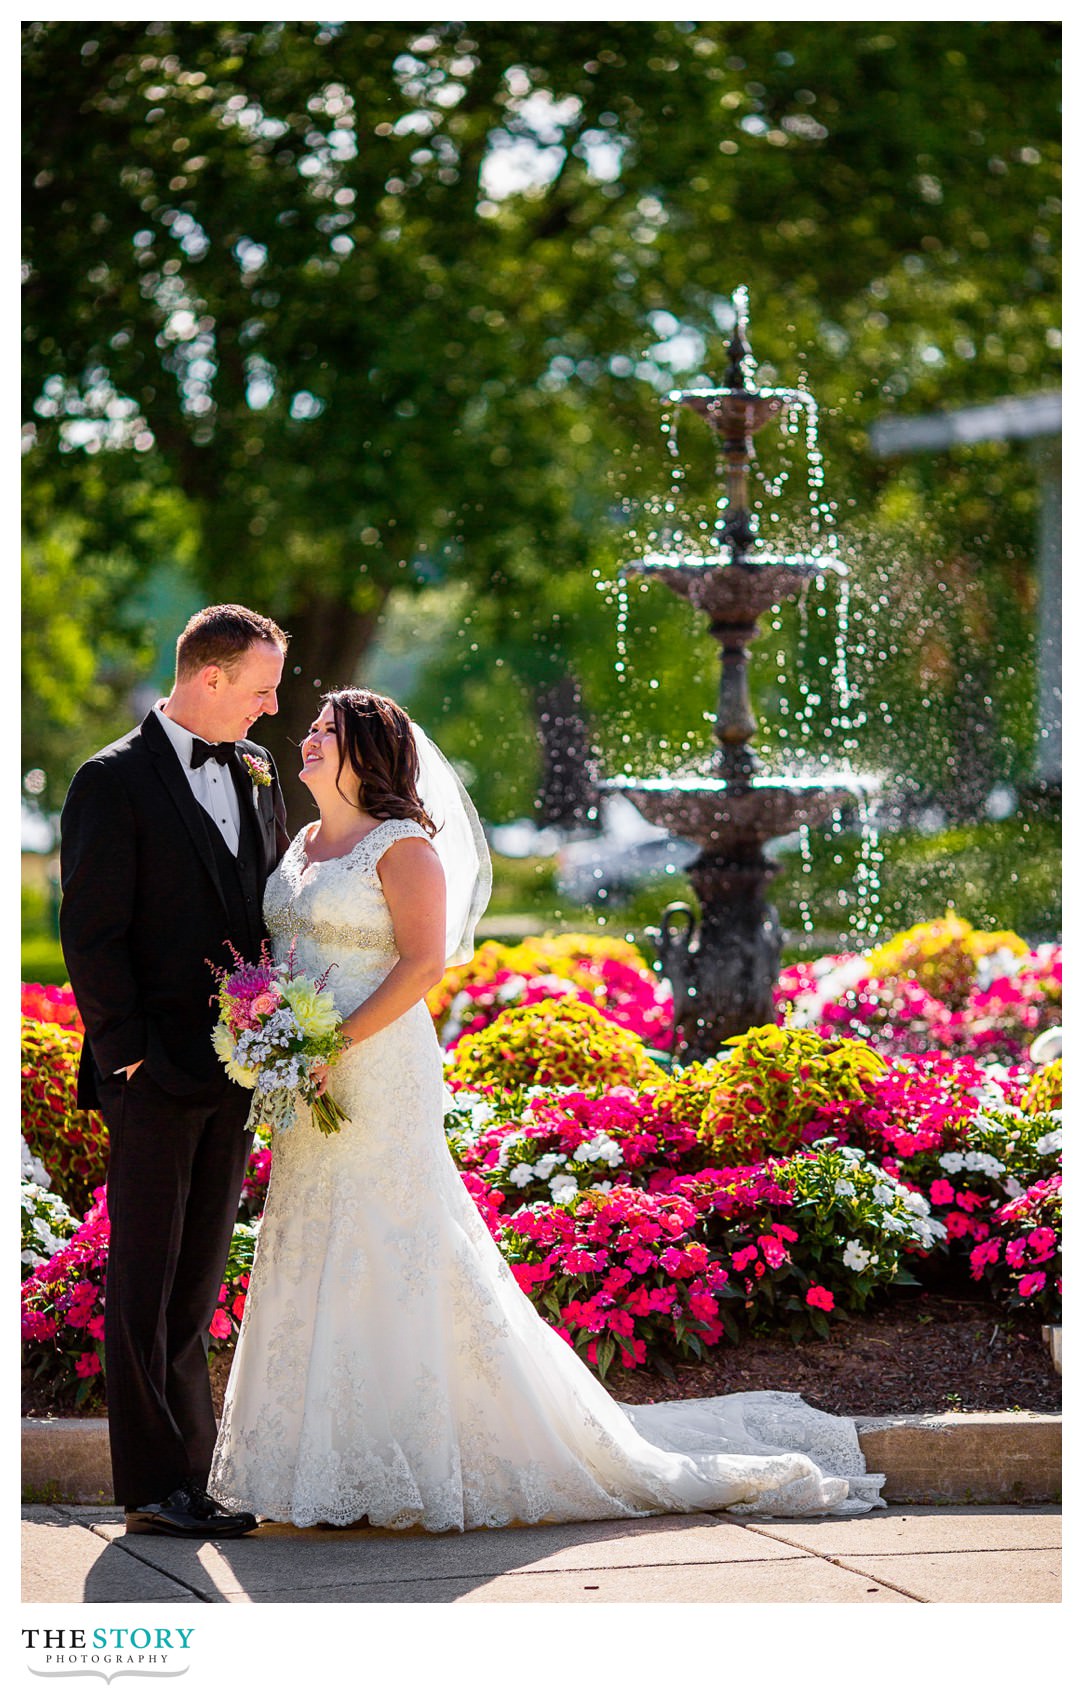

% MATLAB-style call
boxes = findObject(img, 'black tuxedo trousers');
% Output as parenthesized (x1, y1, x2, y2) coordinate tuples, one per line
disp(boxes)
(59, 712, 290, 1507)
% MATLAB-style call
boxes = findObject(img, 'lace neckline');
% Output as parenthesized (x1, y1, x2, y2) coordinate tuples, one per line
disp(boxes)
(297, 816, 401, 872)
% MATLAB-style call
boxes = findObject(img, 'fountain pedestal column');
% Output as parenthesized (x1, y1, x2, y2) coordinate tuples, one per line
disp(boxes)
(659, 843, 782, 1059)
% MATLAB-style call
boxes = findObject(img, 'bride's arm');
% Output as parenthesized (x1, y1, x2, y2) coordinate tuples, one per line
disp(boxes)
(339, 836, 447, 1047)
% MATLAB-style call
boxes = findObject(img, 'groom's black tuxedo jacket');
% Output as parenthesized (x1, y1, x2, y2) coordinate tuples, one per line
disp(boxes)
(60, 710, 290, 1110)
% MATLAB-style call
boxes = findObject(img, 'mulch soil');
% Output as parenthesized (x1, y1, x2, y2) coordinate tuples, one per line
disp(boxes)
(608, 1292, 1061, 1415)
(25, 1291, 1060, 1422)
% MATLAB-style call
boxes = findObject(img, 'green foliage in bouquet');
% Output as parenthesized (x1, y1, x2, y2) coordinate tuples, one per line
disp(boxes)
(21, 1018, 109, 1215)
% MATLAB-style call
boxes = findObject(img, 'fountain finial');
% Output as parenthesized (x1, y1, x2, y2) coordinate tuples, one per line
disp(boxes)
(723, 290, 757, 391)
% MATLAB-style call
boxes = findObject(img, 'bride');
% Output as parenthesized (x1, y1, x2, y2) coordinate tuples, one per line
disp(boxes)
(209, 688, 885, 1528)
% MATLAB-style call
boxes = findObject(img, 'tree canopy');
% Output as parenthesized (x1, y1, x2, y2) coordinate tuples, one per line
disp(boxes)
(23, 20, 1061, 818)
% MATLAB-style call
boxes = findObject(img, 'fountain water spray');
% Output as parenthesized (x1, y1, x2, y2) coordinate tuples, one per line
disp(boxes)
(605, 293, 871, 1058)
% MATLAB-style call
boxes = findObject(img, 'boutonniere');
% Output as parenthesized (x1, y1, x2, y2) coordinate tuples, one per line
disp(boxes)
(241, 752, 272, 789)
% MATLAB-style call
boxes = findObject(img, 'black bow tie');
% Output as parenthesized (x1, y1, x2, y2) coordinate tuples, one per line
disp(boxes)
(190, 739, 236, 770)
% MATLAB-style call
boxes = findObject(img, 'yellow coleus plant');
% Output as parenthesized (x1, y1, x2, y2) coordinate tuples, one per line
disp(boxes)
(680, 1025, 889, 1165)
(867, 912, 1028, 1008)
(1021, 1058, 1062, 1116)
(427, 932, 651, 1027)
(447, 997, 665, 1094)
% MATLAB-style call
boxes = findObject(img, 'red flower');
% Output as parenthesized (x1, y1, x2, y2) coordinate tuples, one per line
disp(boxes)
(209, 1309, 233, 1340)
(75, 1351, 101, 1379)
(805, 1285, 835, 1311)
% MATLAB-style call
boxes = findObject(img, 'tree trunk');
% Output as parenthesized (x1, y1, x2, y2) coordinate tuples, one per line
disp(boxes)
(264, 591, 389, 827)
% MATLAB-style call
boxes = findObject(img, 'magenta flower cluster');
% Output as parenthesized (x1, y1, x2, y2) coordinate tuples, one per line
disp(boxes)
(21, 1186, 110, 1400)
(776, 945, 1061, 1062)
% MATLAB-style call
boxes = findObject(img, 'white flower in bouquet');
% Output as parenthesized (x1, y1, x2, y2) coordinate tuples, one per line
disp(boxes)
(212, 1021, 258, 1089)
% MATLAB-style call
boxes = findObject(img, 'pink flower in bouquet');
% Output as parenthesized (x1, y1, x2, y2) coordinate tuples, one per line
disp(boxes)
(250, 987, 282, 1018)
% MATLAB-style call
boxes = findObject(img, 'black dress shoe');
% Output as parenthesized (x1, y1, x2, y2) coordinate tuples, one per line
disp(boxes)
(124, 1484, 257, 1539)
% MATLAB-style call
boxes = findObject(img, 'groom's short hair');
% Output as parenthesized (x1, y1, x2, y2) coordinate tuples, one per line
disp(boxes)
(175, 604, 290, 681)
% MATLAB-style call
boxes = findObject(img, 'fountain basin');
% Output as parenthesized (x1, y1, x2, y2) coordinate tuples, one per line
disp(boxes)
(673, 387, 795, 436)
(603, 771, 862, 845)
(625, 550, 845, 624)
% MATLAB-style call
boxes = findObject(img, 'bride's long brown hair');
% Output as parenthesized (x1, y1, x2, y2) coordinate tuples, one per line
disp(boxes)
(323, 687, 436, 836)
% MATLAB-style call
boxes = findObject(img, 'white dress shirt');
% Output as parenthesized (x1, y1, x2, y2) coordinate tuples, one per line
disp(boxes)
(153, 702, 242, 856)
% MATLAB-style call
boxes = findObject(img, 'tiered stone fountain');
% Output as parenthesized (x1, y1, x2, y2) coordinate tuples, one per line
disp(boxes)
(606, 298, 860, 1059)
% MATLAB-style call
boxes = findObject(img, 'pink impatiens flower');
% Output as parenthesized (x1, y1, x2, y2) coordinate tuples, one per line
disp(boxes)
(805, 1285, 835, 1312)
(1018, 1272, 1047, 1298)
(75, 1351, 101, 1379)
(1026, 1227, 1058, 1262)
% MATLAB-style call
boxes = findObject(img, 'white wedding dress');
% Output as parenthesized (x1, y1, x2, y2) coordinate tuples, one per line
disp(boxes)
(209, 819, 886, 1528)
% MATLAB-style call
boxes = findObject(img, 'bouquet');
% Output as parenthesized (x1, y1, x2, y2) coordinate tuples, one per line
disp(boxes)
(210, 942, 350, 1136)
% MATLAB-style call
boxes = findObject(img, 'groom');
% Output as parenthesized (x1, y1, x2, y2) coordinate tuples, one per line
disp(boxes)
(60, 604, 291, 1538)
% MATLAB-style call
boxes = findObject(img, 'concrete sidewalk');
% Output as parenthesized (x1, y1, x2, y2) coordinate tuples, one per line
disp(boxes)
(22, 1504, 1061, 1605)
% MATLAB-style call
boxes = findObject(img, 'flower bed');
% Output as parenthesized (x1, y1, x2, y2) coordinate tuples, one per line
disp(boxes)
(19, 912, 1062, 1404)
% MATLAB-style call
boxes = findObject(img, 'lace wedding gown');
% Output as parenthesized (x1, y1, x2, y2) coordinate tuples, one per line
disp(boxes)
(209, 819, 886, 1528)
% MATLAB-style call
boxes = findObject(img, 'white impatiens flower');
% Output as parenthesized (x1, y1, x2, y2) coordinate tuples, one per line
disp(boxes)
(533, 1152, 562, 1179)
(872, 1183, 895, 1205)
(467, 1096, 500, 1133)
(573, 1134, 624, 1167)
(938, 1151, 966, 1173)
(20, 1137, 50, 1188)
(962, 1151, 1005, 1177)
(507, 1164, 535, 1188)
(903, 1190, 932, 1217)
(843, 1239, 872, 1272)
(549, 1173, 578, 1204)
(833, 1179, 856, 1199)
(1035, 1130, 1062, 1156)
(1003, 1176, 1025, 1199)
